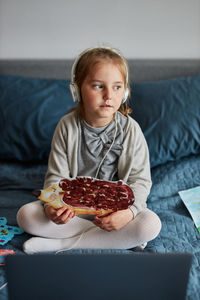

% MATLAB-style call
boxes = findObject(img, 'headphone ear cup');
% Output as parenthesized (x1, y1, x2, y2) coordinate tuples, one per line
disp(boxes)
(70, 83, 81, 103)
(122, 88, 129, 104)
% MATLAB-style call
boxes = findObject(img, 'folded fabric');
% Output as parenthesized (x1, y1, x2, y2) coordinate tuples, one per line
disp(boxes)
(1, 74, 200, 167)
(0, 75, 75, 162)
(131, 74, 200, 167)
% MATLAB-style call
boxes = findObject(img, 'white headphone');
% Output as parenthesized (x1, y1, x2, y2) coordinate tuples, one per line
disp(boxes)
(70, 46, 129, 104)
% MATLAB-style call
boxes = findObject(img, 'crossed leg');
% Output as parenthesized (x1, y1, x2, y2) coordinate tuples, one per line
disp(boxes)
(17, 200, 161, 254)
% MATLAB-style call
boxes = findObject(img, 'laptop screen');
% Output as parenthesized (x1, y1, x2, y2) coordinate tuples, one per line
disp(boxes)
(6, 252, 192, 300)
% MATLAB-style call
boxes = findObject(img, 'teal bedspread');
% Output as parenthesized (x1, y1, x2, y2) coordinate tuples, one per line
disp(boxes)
(0, 155, 200, 299)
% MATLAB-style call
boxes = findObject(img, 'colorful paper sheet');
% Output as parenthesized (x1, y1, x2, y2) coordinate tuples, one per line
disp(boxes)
(179, 186, 200, 233)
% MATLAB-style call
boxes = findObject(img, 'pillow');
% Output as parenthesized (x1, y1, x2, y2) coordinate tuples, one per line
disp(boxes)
(130, 74, 200, 168)
(0, 75, 76, 162)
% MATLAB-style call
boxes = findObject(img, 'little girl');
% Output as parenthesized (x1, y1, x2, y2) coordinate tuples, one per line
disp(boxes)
(17, 46, 161, 254)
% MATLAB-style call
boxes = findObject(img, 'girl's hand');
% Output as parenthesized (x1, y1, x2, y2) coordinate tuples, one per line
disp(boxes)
(44, 205, 75, 225)
(93, 208, 134, 232)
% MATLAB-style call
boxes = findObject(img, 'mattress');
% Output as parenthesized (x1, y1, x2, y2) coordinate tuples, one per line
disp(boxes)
(0, 154, 200, 299)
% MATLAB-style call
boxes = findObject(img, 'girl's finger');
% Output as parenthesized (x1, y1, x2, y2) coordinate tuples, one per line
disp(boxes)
(55, 207, 68, 217)
(59, 209, 75, 224)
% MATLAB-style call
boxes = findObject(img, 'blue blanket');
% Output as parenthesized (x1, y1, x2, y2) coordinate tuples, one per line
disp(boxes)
(0, 155, 200, 299)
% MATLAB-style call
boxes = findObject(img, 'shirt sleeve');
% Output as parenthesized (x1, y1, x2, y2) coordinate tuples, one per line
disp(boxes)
(118, 117, 152, 217)
(43, 118, 70, 189)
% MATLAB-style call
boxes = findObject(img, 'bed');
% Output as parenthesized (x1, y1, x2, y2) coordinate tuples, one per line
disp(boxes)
(0, 58, 200, 300)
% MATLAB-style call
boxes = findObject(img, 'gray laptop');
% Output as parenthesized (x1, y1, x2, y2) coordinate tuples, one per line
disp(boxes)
(5, 252, 192, 300)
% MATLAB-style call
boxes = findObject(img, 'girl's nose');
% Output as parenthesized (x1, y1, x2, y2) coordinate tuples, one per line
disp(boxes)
(103, 87, 112, 100)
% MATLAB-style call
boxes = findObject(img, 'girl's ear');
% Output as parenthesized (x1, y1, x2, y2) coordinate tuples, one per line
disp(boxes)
(122, 88, 129, 103)
(70, 83, 81, 103)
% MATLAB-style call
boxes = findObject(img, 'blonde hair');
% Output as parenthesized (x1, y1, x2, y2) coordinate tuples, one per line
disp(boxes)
(73, 47, 132, 116)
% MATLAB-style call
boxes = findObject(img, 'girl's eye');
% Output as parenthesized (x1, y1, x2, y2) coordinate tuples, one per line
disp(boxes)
(93, 84, 103, 89)
(114, 85, 122, 90)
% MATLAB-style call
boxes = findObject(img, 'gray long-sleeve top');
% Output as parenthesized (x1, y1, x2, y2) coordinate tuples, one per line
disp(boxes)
(44, 110, 152, 217)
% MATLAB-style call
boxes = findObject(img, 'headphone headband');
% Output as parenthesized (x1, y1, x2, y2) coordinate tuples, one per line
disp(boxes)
(70, 46, 129, 103)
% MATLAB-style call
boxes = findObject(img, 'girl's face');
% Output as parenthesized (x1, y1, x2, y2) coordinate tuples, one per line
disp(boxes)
(80, 62, 125, 127)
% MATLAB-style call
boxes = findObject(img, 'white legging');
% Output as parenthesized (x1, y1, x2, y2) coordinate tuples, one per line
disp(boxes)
(17, 200, 161, 254)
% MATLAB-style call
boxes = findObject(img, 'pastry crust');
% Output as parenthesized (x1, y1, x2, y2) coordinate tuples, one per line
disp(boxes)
(38, 177, 134, 216)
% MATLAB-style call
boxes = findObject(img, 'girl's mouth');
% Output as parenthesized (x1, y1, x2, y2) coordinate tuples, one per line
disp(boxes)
(100, 105, 112, 108)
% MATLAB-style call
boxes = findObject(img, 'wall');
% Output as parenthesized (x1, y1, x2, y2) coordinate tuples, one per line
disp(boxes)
(0, 0, 199, 59)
